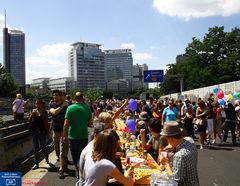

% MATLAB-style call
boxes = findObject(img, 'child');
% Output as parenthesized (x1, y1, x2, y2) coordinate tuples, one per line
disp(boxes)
(140, 118, 162, 161)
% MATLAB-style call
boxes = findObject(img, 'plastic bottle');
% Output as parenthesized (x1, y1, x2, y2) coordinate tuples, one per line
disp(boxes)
(130, 135, 136, 153)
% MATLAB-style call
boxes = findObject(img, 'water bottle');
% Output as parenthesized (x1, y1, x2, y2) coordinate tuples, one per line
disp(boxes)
(130, 135, 136, 153)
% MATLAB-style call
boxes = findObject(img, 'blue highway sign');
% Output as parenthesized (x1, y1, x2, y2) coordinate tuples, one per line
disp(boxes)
(143, 70, 164, 83)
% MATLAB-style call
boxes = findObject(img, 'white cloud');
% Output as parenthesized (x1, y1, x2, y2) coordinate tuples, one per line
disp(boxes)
(37, 43, 71, 58)
(25, 42, 71, 83)
(121, 43, 136, 49)
(52, 69, 68, 79)
(26, 56, 66, 66)
(153, 0, 240, 20)
(132, 52, 153, 62)
(26, 68, 51, 82)
(26, 56, 67, 83)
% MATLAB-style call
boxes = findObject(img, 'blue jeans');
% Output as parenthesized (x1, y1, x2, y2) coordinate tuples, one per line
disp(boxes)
(32, 130, 48, 165)
(69, 139, 88, 166)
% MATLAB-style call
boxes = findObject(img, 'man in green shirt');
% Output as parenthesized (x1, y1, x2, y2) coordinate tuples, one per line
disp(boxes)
(63, 92, 92, 178)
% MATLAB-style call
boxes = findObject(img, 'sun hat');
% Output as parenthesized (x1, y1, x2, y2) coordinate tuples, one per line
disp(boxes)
(139, 111, 148, 121)
(160, 121, 183, 137)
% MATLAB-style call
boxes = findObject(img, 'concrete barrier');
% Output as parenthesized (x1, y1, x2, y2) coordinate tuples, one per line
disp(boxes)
(0, 118, 33, 170)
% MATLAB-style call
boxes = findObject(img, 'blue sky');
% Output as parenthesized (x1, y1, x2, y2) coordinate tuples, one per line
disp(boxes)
(0, 0, 240, 85)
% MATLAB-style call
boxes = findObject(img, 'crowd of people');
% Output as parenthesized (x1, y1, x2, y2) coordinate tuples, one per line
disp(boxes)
(16, 90, 240, 185)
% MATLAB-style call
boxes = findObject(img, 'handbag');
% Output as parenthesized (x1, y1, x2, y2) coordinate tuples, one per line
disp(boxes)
(193, 118, 203, 126)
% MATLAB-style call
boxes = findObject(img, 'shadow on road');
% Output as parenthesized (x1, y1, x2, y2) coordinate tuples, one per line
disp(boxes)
(196, 143, 239, 151)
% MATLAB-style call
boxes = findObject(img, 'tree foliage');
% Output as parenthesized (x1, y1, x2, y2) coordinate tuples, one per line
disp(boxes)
(85, 88, 103, 101)
(0, 64, 18, 97)
(69, 87, 81, 99)
(160, 26, 240, 94)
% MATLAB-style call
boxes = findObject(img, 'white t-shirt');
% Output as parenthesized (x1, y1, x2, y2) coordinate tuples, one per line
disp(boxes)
(83, 153, 116, 186)
(235, 106, 240, 121)
(79, 141, 94, 183)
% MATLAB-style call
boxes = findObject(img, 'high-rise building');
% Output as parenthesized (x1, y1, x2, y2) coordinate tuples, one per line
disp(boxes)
(3, 16, 25, 94)
(68, 42, 105, 91)
(176, 54, 186, 64)
(106, 79, 130, 95)
(104, 49, 133, 90)
(133, 63, 148, 89)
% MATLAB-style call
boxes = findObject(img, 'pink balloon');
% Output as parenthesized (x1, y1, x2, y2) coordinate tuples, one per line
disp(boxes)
(217, 92, 224, 99)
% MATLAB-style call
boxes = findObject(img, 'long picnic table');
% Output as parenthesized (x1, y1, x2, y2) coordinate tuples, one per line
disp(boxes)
(114, 119, 161, 185)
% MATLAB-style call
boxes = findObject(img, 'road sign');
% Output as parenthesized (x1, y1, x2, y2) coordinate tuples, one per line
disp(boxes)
(143, 70, 164, 83)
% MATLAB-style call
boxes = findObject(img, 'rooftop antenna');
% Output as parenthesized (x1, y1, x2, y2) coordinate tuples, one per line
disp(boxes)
(4, 9, 6, 28)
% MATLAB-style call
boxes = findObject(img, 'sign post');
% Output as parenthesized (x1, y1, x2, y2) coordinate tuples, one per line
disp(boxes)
(143, 70, 164, 83)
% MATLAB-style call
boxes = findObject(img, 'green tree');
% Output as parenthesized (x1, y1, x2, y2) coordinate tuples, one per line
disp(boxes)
(161, 26, 240, 94)
(69, 87, 81, 99)
(85, 88, 102, 101)
(0, 64, 18, 97)
(127, 87, 148, 99)
(145, 88, 161, 99)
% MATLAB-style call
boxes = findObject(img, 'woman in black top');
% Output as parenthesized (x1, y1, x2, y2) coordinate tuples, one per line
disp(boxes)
(223, 102, 237, 145)
(29, 99, 49, 169)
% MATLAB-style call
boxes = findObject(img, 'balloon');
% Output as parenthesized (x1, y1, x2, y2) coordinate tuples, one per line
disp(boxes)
(233, 92, 239, 100)
(217, 92, 224, 99)
(228, 94, 233, 101)
(128, 99, 138, 112)
(224, 95, 230, 102)
(218, 99, 225, 106)
(126, 119, 136, 133)
(213, 87, 219, 93)
(238, 92, 240, 99)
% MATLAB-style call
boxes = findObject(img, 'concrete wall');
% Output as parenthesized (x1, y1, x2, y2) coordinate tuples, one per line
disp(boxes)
(161, 80, 240, 101)
(0, 119, 33, 170)
(0, 134, 32, 170)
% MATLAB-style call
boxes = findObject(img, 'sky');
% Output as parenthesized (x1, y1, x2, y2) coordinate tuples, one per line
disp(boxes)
(0, 0, 240, 86)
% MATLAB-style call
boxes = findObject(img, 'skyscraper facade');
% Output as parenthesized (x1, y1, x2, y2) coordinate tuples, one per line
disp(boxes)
(104, 49, 133, 90)
(133, 63, 149, 89)
(68, 42, 105, 91)
(3, 28, 25, 93)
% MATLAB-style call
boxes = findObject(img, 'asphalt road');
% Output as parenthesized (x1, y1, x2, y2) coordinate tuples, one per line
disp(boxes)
(198, 142, 240, 186)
